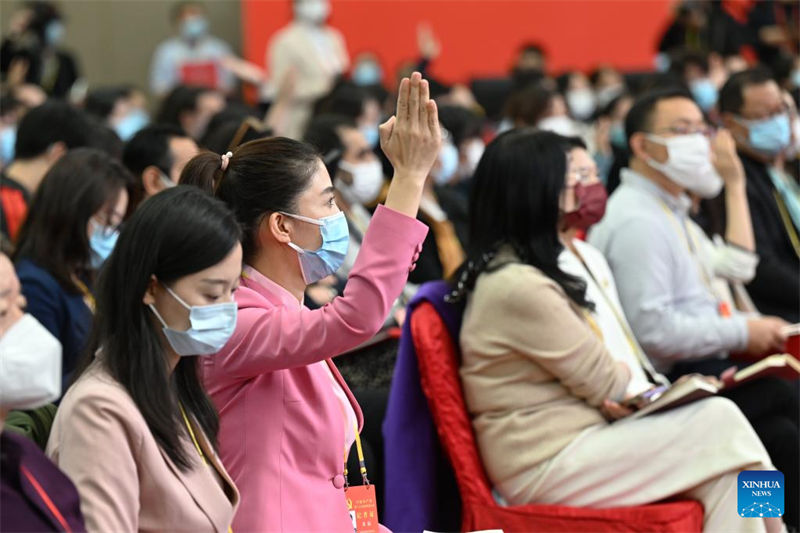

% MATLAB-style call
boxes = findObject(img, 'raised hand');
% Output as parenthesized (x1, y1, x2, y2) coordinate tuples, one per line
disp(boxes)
(380, 71, 443, 218)
(711, 129, 745, 185)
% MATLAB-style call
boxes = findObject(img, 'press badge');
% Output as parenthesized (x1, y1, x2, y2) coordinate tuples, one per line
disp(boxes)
(345, 484, 379, 533)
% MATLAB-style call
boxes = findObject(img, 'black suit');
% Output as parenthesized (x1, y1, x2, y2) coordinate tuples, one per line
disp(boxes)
(739, 154, 800, 323)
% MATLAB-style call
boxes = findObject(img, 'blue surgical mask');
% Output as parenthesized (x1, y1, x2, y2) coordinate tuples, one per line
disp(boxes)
(740, 113, 792, 155)
(433, 142, 459, 186)
(181, 16, 209, 40)
(610, 122, 627, 149)
(360, 124, 380, 148)
(0, 127, 16, 165)
(45, 21, 65, 46)
(149, 285, 237, 356)
(690, 78, 718, 112)
(114, 109, 149, 142)
(353, 62, 383, 87)
(89, 223, 119, 269)
(281, 211, 350, 284)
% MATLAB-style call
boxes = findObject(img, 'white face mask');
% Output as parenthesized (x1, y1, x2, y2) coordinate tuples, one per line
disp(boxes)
(566, 88, 597, 121)
(295, 0, 330, 24)
(337, 159, 384, 205)
(645, 133, 723, 198)
(0, 314, 62, 409)
(461, 139, 485, 178)
(537, 115, 581, 137)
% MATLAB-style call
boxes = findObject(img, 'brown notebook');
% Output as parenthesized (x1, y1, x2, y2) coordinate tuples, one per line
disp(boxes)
(627, 354, 799, 419)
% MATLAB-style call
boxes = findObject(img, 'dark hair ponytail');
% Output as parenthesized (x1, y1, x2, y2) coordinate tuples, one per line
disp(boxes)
(181, 137, 321, 262)
(448, 128, 593, 310)
(179, 151, 226, 195)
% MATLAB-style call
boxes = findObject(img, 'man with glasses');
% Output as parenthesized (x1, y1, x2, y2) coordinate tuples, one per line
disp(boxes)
(588, 88, 797, 531)
(720, 68, 799, 323)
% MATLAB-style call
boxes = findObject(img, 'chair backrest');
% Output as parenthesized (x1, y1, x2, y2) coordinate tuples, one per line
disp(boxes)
(410, 301, 495, 507)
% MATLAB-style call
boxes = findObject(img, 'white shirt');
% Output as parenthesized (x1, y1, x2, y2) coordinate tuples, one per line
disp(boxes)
(559, 239, 668, 396)
(588, 169, 748, 373)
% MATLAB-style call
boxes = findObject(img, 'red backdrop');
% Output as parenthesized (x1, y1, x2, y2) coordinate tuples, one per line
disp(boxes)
(243, 0, 675, 84)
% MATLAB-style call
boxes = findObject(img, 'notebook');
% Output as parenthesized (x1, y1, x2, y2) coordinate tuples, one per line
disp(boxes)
(627, 354, 799, 419)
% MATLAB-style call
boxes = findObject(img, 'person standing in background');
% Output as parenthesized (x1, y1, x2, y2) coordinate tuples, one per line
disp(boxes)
(0, 1, 81, 99)
(267, 0, 349, 139)
(150, 1, 264, 97)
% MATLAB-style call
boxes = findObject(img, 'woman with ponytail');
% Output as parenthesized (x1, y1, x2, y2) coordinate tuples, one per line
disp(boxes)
(182, 72, 441, 531)
(455, 128, 783, 533)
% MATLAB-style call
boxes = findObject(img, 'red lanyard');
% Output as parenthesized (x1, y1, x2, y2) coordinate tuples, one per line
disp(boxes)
(20, 465, 72, 533)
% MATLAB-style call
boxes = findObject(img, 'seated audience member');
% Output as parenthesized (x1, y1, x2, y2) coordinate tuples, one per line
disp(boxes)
(588, 89, 798, 529)
(410, 126, 467, 284)
(592, 92, 634, 191)
(454, 128, 783, 533)
(0, 1, 80, 99)
(47, 186, 240, 532)
(123, 124, 199, 214)
(304, 114, 385, 278)
(201, 114, 272, 155)
(84, 85, 150, 141)
(13, 149, 131, 391)
(0, 101, 91, 241)
(719, 68, 799, 322)
(557, 70, 597, 122)
(315, 81, 384, 150)
(192, 73, 438, 532)
(668, 50, 719, 113)
(591, 64, 627, 108)
(0, 252, 86, 533)
(558, 137, 670, 396)
(156, 85, 226, 141)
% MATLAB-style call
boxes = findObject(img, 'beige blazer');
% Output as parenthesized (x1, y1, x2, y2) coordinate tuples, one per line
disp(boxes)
(267, 21, 349, 139)
(46, 363, 239, 533)
(460, 248, 630, 486)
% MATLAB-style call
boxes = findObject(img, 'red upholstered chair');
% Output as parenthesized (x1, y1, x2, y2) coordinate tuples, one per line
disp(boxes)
(410, 301, 704, 533)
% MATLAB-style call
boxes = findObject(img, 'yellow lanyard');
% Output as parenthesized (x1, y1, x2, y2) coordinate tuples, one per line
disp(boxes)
(344, 422, 370, 487)
(657, 201, 718, 295)
(179, 404, 234, 533)
(72, 277, 96, 313)
(179, 403, 207, 465)
(574, 249, 663, 385)
(326, 364, 370, 487)
(773, 189, 800, 259)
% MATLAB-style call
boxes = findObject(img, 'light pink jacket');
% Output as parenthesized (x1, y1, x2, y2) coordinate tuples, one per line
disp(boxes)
(201, 206, 427, 532)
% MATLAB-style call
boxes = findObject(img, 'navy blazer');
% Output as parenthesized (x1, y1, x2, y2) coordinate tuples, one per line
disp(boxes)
(1, 431, 86, 532)
(15, 259, 92, 392)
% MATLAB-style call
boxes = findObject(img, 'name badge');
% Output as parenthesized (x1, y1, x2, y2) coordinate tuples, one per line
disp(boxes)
(345, 484, 379, 533)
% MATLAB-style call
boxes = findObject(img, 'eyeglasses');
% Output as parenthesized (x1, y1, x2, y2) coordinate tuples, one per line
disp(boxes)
(565, 166, 598, 188)
(92, 212, 124, 238)
(651, 125, 715, 137)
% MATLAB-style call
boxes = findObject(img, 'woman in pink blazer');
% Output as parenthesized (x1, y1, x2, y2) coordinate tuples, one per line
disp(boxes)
(183, 73, 441, 531)
(47, 188, 241, 532)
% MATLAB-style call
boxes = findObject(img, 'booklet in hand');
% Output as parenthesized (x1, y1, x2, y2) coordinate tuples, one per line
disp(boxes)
(625, 354, 799, 419)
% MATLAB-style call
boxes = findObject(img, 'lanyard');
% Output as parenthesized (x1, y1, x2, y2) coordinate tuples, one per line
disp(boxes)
(574, 250, 665, 386)
(72, 277, 95, 313)
(179, 403, 207, 466)
(343, 422, 370, 488)
(179, 403, 234, 533)
(325, 363, 370, 487)
(773, 189, 800, 259)
(656, 200, 733, 318)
